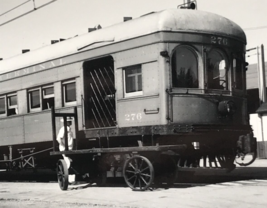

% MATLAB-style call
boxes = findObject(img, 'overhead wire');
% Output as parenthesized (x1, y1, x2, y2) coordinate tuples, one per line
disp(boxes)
(0, 0, 57, 27)
(0, 0, 31, 18)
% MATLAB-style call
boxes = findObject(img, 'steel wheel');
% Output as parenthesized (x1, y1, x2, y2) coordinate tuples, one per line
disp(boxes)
(235, 152, 257, 167)
(57, 159, 69, 190)
(123, 155, 154, 191)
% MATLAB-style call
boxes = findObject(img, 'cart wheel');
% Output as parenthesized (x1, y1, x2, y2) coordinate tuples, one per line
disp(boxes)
(57, 159, 69, 190)
(123, 155, 154, 191)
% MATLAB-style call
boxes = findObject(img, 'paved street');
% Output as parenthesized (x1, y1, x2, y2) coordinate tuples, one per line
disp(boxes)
(1, 179, 267, 208)
(0, 159, 267, 208)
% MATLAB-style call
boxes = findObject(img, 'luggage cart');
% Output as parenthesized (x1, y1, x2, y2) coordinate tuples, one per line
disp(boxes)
(50, 108, 186, 191)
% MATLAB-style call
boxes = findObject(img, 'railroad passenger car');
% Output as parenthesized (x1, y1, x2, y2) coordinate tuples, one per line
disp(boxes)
(0, 8, 256, 175)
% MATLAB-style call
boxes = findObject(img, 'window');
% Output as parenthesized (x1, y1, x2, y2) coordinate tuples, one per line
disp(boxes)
(7, 94, 18, 116)
(42, 86, 55, 110)
(124, 65, 142, 97)
(0, 93, 18, 116)
(28, 89, 41, 111)
(62, 80, 76, 105)
(0, 97, 6, 115)
(206, 49, 228, 90)
(233, 58, 243, 90)
(172, 46, 198, 88)
(28, 85, 55, 112)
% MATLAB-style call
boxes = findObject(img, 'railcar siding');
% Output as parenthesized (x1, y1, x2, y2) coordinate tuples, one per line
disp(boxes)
(115, 44, 161, 127)
(0, 117, 24, 146)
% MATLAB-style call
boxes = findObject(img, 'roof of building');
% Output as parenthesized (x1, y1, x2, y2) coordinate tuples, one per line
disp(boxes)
(256, 102, 267, 114)
(0, 9, 246, 74)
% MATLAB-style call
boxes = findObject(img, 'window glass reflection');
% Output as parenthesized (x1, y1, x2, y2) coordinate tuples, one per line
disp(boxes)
(30, 90, 40, 109)
(125, 65, 142, 93)
(65, 82, 76, 103)
(0, 98, 5, 114)
(172, 46, 198, 88)
(206, 49, 228, 90)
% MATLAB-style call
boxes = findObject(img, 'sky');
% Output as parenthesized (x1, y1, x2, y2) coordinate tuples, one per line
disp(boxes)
(0, 0, 266, 64)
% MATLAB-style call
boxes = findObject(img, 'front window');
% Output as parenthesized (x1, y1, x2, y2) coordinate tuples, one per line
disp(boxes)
(172, 46, 198, 88)
(124, 65, 142, 97)
(206, 49, 228, 90)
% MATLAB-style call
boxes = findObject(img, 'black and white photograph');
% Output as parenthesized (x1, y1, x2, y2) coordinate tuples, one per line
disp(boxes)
(0, 0, 267, 207)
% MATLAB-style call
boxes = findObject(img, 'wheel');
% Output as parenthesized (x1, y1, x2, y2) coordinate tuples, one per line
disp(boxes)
(57, 159, 69, 190)
(235, 151, 257, 167)
(123, 155, 154, 191)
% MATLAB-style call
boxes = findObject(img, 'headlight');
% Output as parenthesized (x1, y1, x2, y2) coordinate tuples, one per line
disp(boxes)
(218, 100, 236, 116)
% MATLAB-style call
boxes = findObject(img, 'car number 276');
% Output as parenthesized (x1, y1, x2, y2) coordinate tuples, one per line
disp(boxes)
(125, 113, 142, 121)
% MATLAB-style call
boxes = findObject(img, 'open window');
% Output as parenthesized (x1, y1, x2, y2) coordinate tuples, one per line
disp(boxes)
(206, 49, 228, 90)
(7, 93, 18, 116)
(28, 84, 55, 112)
(172, 46, 199, 88)
(42, 85, 54, 110)
(0, 94, 18, 116)
(123, 65, 142, 97)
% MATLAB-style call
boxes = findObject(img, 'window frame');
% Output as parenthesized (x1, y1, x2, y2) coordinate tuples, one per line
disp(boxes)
(205, 47, 229, 91)
(28, 84, 55, 112)
(28, 88, 41, 112)
(42, 85, 55, 110)
(123, 65, 143, 98)
(0, 96, 6, 116)
(7, 93, 18, 116)
(62, 79, 77, 106)
(0, 93, 18, 116)
(232, 54, 245, 92)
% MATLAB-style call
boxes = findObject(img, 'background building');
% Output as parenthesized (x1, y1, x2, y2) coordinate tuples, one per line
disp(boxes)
(247, 62, 267, 158)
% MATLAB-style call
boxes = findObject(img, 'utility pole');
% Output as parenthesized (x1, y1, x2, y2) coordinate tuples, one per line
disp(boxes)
(258, 44, 266, 103)
(260, 44, 266, 158)
(256, 44, 267, 158)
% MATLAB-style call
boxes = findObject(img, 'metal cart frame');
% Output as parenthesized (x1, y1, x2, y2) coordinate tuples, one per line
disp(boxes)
(50, 107, 186, 191)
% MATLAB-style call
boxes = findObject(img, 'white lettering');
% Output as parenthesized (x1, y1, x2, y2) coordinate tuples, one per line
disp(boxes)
(136, 113, 142, 120)
(39, 64, 46, 70)
(125, 113, 142, 121)
(23, 68, 29, 74)
(49, 61, 56, 67)
(1, 57, 67, 81)
(125, 114, 130, 121)
(15, 71, 20, 77)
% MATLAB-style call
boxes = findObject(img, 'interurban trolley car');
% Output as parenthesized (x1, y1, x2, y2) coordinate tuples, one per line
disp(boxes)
(0, 7, 256, 190)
